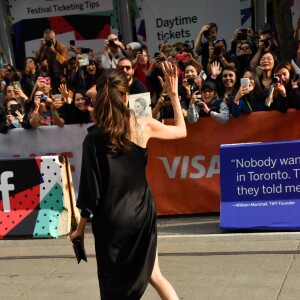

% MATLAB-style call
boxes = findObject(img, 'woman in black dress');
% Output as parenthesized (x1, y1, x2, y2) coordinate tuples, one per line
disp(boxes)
(70, 61, 186, 299)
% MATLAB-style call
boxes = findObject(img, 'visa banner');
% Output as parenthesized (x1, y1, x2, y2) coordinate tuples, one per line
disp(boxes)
(220, 140, 300, 230)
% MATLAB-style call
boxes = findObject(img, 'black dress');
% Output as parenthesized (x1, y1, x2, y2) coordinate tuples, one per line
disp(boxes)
(77, 127, 157, 300)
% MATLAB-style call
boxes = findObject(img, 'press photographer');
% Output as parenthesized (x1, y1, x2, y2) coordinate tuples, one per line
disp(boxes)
(101, 33, 128, 69)
(207, 37, 239, 75)
(35, 29, 69, 94)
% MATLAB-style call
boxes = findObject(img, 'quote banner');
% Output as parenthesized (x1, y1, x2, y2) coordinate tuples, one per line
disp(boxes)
(220, 140, 300, 230)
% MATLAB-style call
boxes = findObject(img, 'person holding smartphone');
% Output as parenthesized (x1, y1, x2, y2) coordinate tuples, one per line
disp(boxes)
(0, 98, 25, 133)
(232, 68, 266, 117)
(187, 80, 229, 124)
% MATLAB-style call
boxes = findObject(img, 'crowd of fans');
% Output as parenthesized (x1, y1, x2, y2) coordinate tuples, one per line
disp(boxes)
(1, 19, 300, 134)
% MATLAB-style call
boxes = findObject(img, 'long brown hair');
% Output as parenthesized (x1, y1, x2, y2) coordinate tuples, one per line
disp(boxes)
(93, 69, 131, 153)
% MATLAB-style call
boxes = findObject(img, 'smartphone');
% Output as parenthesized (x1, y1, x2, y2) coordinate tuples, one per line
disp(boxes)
(13, 81, 21, 89)
(10, 104, 21, 116)
(81, 48, 90, 54)
(237, 32, 247, 41)
(70, 40, 75, 46)
(198, 70, 207, 80)
(78, 53, 89, 66)
(240, 77, 250, 89)
(176, 53, 188, 61)
(260, 23, 271, 32)
(44, 77, 51, 85)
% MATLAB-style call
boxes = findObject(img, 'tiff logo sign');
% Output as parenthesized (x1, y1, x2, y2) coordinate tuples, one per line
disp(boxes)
(0, 171, 15, 212)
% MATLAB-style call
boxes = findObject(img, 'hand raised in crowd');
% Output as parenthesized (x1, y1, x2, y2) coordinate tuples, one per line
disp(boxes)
(258, 38, 271, 51)
(200, 24, 210, 36)
(189, 90, 202, 106)
(273, 82, 287, 98)
(158, 61, 178, 98)
(51, 97, 64, 111)
(158, 95, 172, 107)
(70, 45, 80, 55)
(13, 87, 28, 101)
(198, 100, 211, 114)
(33, 97, 40, 112)
(14, 110, 24, 123)
(234, 85, 250, 105)
(58, 84, 71, 103)
(7, 110, 23, 124)
(211, 61, 222, 77)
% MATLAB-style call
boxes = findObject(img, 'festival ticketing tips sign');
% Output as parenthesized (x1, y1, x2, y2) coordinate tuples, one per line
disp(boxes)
(220, 140, 300, 230)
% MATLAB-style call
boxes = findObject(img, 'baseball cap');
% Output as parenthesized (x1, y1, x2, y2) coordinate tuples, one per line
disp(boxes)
(201, 80, 217, 91)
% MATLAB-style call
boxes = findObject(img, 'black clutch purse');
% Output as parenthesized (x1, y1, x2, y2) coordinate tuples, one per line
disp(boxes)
(69, 236, 87, 264)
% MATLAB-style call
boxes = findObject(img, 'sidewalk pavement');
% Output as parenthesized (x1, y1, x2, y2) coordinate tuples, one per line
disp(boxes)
(1, 214, 300, 300)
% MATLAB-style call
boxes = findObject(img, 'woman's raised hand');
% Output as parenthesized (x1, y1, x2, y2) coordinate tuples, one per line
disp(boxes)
(158, 61, 178, 98)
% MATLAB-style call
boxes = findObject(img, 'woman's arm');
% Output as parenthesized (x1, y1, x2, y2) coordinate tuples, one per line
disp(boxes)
(210, 101, 230, 124)
(147, 61, 187, 140)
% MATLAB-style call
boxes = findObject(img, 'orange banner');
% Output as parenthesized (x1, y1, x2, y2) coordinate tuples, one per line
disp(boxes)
(147, 109, 300, 215)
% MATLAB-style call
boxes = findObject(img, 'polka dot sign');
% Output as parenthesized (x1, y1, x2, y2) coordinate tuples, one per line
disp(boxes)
(0, 156, 79, 239)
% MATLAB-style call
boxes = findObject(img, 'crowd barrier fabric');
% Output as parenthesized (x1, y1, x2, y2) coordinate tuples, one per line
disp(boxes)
(0, 110, 299, 216)
(0, 155, 79, 239)
(220, 140, 300, 230)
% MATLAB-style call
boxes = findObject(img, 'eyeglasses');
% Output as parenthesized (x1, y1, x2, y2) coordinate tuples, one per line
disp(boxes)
(240, 46, 250, 50)
(260, 57, 273, 62)
(118, 65, 132, 71)
(213, 37, 225, 44)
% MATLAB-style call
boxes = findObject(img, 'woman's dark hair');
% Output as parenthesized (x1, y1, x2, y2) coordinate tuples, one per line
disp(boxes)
(242, 67, 262, 99)
(93, 69, 131, 153)
(258, 51, 279, 74)
(274, 61, 294, 86)
(23, 57, 38, 70)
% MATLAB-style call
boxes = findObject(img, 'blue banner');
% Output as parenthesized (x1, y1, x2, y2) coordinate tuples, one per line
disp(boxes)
(220, 140, 300, 230)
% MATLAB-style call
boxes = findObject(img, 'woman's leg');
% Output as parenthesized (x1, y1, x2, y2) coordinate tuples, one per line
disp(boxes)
(149, 252, 179, 300)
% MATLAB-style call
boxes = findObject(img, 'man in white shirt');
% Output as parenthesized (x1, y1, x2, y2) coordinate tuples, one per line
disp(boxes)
(101, 34, 127, 69)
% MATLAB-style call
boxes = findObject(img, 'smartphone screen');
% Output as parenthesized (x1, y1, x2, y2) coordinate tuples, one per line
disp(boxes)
(70, 40, 75, 46)
(240, 78, 250, 89)
(13, 81, 21, 89)
(10, 104, 21, 116)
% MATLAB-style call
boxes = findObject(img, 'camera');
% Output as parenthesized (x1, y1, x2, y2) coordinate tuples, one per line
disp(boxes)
(272, 73, 282, 85)
(187, 78, 195, 85)
(108, 39, 116, 47)
(45, 39, 53, 47)
(262, 39, 270, 48)
(203, 30, 210, 38)
(163, 95, 171, 101)
(293, 74, 300, 81)
(237, 30, 247, 41)
(214, 46, 222, 55)
(39, 94, 47, 103)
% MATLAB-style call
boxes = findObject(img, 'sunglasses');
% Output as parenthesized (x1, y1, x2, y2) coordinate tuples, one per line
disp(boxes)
(240, 46, 250, 50)
(118, 65, 132, 71)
